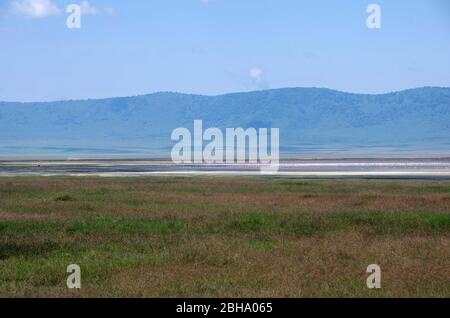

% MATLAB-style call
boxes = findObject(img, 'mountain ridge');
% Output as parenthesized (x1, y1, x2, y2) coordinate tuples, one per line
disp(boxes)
(3, 86, 450, 104)
(1, 87, 450, 159)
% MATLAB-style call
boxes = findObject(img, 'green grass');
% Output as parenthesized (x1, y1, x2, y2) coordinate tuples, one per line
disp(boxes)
(66, 216, 187, 235)
(0, 176, 449, 297)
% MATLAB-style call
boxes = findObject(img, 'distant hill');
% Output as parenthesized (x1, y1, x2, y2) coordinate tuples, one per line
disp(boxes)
(1, 87, 450, 159)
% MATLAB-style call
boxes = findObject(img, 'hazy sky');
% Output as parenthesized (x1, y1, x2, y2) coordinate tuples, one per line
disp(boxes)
(0, 0, 449, 101)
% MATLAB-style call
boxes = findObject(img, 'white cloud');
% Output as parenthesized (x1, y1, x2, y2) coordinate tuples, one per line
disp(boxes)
(249, 67, 263, 80)
(249, 67, 270, 90)
(80, 1, 97, 15)
(11, 0, 60, 18)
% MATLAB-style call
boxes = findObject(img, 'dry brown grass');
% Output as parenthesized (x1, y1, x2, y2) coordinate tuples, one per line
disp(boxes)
(0, 176, 449, 297)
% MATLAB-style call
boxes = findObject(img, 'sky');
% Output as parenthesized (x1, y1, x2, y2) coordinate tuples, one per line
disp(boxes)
(0, 0, 449, 102)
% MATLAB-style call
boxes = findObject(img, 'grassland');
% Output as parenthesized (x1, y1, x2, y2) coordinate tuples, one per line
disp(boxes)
(0, 176, 449, 297)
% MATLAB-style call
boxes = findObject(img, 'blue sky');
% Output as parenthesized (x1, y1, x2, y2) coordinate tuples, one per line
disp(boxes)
(0, 0, 449, 101)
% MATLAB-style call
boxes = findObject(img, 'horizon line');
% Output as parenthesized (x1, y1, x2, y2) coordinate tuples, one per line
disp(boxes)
(2, 85, 450, 104)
